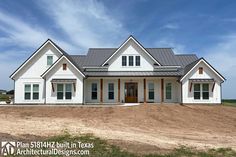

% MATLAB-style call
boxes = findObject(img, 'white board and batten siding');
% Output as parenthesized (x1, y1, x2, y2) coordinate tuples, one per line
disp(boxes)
(14, 43, 61, 104)
(182, 61, 222, 104)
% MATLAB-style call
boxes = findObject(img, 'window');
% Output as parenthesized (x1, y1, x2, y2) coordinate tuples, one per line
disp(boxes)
(63, 64, 67, 70)
(24, 84, 31, 100)
(166, 83, 172, 99)
(65, 84, 72, 100)
(91, 83, 97, 100)
(194, 84, 201, 100)
(148, 82, 154, 100)
(135, 56, 140, 66)
(199, 67, 203, 74)
(47, 56, 53, 66)
(57, 84, 64, 100)
(122, 56, 127, 66)
(202, 84, 209, 100)
(108, 83, 114, 100)
(129, 56, 133, 66)
(33, 84, 39, 100)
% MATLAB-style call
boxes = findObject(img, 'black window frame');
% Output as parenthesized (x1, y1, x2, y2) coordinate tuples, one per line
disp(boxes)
(122, 56, 127, 66)
(166, 83, 172, 100)
(148, 82, 154, 100)
(91, 83, 98, 100)
(135, 56, 140, 66)
(129, 56, 134, 66)
(108, 83, 114, 100)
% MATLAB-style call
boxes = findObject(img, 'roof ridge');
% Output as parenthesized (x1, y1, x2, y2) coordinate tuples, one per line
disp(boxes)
(175, 54, 197, 56)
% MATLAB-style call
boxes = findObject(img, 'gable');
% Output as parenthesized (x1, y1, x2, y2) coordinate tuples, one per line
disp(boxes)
(181, 59, 225, 82)
(102, 36, 161, 67)
(10, 40, 63, 79)
(41, 56, 85, 78)
(107, 39, 155, 71)
(42, 57, 84, 81)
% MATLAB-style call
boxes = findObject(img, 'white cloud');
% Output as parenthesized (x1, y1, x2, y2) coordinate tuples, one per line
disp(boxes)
(155, 38, 186, 53)
(203, 34, 236, 99)
(161, 23, 179, 30)
(39, 0, 128, 50)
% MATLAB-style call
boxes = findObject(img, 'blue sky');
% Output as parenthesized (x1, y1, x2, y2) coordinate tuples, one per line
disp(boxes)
(0, 0, 236, 98)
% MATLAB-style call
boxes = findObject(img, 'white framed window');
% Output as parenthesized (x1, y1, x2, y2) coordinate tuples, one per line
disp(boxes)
(33, 84, 39, 100)
(148, 82, 154, 100)
(57, 84, 64, 100)
(108, 83, 114, 100)
(202, 84, 209, 100)
(57, 84, 72, 100)
(24, 84, 31, 100)
(194, 84, 201, 100)
(166, 83, 172, 100)
(65, 84, 72, 100)
(47, 56, 53, 66)
(24, 84, 39, 100)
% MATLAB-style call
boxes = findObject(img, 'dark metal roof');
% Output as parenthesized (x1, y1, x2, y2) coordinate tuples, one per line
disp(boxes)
(84, 71, 183, 77)
(70, 48, 199, 68)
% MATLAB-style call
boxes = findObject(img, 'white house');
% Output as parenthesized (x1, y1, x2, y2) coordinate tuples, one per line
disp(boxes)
(10, 36, 225, 104)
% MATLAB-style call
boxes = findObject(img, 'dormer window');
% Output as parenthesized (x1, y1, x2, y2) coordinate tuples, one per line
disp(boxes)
(122, 56, 127, 66)
(47, 56, 53, 66)
(199, 67, 203, 74)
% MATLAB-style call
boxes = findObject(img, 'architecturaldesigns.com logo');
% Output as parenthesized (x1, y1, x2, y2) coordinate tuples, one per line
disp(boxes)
(0, 141, 16, 156)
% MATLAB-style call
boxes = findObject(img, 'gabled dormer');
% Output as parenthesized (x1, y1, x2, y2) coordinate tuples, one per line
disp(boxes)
(101, 36, 161, 71)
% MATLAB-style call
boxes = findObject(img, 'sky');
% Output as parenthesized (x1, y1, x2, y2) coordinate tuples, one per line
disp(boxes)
(0, 0, 236, 99)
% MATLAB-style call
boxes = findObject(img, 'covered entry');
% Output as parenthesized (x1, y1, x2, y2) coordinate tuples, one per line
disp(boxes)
(125, 82, 138, 103)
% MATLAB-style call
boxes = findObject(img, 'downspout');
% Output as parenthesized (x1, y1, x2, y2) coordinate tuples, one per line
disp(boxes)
(44, 77, 46, 104)
(83, 77, 86, 105)
(13, 80, 15, 104)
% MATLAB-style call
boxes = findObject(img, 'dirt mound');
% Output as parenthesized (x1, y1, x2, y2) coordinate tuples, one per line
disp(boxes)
(0, 104, 236, 151)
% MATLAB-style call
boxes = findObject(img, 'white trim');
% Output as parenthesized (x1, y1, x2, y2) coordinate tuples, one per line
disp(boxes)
(101, 36, 161, 66)
(41, 56, 85, 78)
(10, 40, 64, 79)
(180, 59, 225, 82)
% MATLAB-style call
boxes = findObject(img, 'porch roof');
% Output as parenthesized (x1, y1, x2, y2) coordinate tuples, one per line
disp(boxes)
(84, 71, 183, 77)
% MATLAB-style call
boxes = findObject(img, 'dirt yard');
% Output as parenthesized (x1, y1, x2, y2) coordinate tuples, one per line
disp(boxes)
(0, 104, 236, 152)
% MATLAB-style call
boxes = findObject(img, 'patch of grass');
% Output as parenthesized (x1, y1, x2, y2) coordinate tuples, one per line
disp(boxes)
(222, 99, 236, 107)
(7, 133, 236, 157)
(0, 94, 9, 101)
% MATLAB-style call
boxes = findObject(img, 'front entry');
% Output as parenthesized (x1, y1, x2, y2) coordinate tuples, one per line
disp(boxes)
(125, 82, 138, 103)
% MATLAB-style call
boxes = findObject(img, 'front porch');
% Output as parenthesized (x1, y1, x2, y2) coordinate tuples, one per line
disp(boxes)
(84, 77, 181, 104)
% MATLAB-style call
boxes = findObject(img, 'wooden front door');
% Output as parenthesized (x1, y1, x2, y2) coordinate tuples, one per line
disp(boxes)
(125, 82, 138, 103)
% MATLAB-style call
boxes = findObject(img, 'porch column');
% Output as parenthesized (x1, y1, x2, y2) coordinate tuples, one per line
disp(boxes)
(100, 79, 103, 103)
(144, 79, 146, 103)
(161, 79, 164, 103)
(118, 79, 120, 103)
